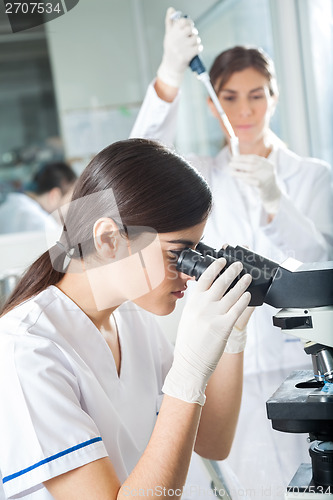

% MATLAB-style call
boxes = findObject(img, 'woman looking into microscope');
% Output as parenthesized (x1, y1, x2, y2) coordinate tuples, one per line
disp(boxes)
(0, 138, 252, 500)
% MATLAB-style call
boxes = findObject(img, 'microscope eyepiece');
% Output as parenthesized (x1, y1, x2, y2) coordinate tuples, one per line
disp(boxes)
(175, 248, 217, 281)
(175, 243, 279, 307)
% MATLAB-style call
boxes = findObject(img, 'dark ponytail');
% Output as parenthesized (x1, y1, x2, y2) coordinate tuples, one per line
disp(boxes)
(1, 139, 212, 316)
(1, 251, 65, 316)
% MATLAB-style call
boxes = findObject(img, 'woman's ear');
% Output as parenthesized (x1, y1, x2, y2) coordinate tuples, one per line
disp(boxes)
(93, 218, 120, 259)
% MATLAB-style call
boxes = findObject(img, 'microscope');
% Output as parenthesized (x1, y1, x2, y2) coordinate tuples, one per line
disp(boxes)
(175, 242, 333, 498)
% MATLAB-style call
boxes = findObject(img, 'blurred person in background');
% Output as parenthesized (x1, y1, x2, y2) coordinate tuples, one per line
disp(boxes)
(0, 162, 77, 234)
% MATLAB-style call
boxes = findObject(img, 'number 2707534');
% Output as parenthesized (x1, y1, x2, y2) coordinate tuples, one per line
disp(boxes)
(5, 3, 61, 14)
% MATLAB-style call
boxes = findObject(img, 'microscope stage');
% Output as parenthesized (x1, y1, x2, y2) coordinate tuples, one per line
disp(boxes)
(266, 370, 333, 435)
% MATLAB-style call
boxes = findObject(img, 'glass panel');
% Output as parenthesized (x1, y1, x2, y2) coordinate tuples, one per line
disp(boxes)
(0, 26, 61, 195)
(297, 0, 333, 165)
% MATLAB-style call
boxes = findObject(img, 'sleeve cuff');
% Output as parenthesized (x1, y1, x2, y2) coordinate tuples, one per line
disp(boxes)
(3, 437, 108, 498)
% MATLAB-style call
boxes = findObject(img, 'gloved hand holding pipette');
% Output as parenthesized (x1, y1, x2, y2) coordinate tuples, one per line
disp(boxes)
(157, 7, 202, 88)
(157, 7, 239, 155)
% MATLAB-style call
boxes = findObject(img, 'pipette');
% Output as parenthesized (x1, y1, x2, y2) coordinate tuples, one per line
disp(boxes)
(171, 11, 240, 156)
(189, 56, 240, 156)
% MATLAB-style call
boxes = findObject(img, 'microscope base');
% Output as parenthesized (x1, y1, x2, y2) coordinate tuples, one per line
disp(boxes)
(285, 464, 333, 500)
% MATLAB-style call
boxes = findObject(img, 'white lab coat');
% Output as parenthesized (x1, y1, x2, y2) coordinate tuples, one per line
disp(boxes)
(0, 193, 59, 234)
(0, 286, 219, 500)
(130, 82, 333, 499)
(0, 287, 173, 498)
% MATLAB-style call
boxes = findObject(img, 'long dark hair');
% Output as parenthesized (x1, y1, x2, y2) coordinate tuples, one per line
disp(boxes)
(1, 139, 212, 315)
(209, 45, 278, 97)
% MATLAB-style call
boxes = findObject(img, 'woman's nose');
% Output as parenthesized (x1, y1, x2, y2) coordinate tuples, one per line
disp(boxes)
(179, 272, 195, 281)
(237, 99, 253, 117)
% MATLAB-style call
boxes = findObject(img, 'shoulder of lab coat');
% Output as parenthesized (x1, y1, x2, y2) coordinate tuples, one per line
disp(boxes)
(130, 79, 180, 148)
(276, 146, 331, 181)
(262, 147, 333, 261)
(129, 80, 230, 178)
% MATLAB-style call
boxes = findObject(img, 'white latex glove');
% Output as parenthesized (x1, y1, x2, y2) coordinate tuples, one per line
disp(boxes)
(224, 307, 255, 354)
(157, 7, 202, 88)
(230, 154, 282, 215)
(224, 325, 247, 354)
(162, 259, 252, 405)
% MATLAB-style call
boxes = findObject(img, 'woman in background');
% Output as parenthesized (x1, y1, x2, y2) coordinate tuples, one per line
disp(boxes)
(0, 162, 77, 234)
(130, 8, 333, 499)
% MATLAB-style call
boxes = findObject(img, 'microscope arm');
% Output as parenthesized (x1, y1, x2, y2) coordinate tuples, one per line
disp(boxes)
(264, 259, 333, 309)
